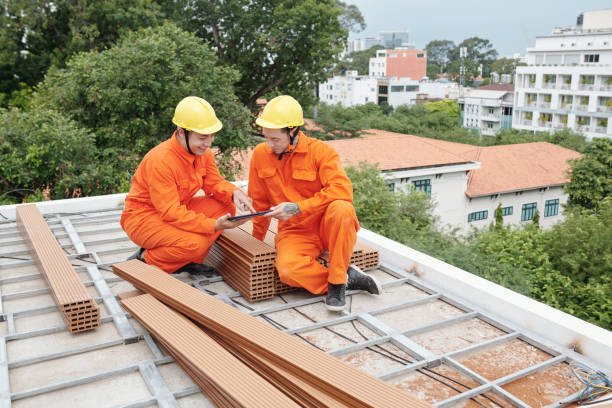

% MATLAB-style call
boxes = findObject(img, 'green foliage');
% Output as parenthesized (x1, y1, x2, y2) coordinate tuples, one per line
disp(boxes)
(335, 45, 384, 75)
(425, 100, 460, 119)
(0, 108, 130, 200)
(36, 23, 252, 162)
(490, 57, 518, 75)
(494, 203, 503, 230)
(424, 40, 455, 78)
(565, 138, 612, 210)
(0, 0, 163, 102)
(532, 209, 540, 228)
(489, 128, 587, 152)
(164, 0, 357, 108)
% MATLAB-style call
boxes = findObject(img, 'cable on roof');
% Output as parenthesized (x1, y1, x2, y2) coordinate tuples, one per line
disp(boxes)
(571, 362, 612, 405)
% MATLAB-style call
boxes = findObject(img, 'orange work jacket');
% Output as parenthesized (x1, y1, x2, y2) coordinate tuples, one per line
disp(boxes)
(123, 132, 238, 234)
(248, 132, 354, 241)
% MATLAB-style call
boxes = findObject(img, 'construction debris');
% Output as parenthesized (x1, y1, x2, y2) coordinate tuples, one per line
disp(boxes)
(113, 259, 431, 408)
(15, 204, 100, 333)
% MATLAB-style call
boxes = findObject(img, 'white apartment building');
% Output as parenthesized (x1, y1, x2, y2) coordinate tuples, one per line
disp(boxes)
(513, 9, 612, 139)
(347, 37, 381, 54)
(319, 72, 420, 108)
(458, 86, 514, 136)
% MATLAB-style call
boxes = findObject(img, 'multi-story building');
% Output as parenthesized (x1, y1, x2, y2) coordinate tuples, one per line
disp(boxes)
(458, 85, 514, 136)
(513, 9, 612, 139)
(369, 49, 427, 80)
(319, 71, 421, 108)
(347, 37, 382, 54)
(379, 30, 410, 48)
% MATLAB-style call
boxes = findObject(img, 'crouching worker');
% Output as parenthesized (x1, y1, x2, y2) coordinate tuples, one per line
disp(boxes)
(248, 95, 382, 311)
(121, 96, 254, 274)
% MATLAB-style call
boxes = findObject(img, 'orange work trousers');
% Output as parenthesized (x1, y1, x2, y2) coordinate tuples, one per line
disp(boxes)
(274, 200, 359, 295)
(121, 196, 235, 273)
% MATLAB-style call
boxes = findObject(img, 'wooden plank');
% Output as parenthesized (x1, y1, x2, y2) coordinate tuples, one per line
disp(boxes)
(16, 204, 99, 333)
(112, 260, 432, 408)
(121, 294, 299, 408)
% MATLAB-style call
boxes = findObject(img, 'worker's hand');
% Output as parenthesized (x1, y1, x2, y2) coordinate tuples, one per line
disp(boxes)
(215, 213, 249, 230)
(266, 202, 300, 221)
(233, 189, 255, 213)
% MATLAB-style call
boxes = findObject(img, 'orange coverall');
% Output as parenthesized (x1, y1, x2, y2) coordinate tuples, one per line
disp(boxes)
(121, 132, 237, 273)
(248, 132, 359, 294)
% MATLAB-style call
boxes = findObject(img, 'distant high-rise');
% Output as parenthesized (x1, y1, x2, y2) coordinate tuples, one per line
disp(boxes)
(379, 31, 410, 48)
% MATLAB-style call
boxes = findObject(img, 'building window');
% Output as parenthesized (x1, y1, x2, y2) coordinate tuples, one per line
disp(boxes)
(417, 53, 424, 58)
(521, 202, 537, 221)
(379, 85, 388, 94)
(544, 199, 559, 217)
(564, 54, 580, 65)
(468, 210, 488, 222)
(405, 85, 418, 91)
(502, 206, 513, 216)
(412, 179, 431, 195)
(584, 54, 599, 63)
(390, 85, 404, 92)
(387, 182, 395, 192)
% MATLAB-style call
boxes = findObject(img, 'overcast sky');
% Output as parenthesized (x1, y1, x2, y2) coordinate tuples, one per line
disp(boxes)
(345, 1, 612, 57)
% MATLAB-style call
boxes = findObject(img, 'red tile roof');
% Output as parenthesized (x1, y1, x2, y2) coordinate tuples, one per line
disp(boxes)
(464, 142, 581, 197)
(475, 84, 515, 92)
(326, 129, 471, 170)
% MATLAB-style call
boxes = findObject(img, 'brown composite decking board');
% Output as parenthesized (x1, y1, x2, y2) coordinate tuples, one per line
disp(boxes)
(121, 294, 300, 408)
(16, 204, 100, 333)
(112, 260, 433, 408)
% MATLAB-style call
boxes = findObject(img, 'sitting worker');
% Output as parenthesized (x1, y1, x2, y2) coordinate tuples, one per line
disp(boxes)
(248, 95, 381, 311)
(121, 96, 254, 274)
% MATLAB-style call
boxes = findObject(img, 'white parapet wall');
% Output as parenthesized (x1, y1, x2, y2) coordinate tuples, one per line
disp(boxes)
(357, 227, 612, 371)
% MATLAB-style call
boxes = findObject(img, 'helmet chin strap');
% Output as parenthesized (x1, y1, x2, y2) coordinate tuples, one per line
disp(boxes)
(182, 128, 195, 155)
(278, 130, 299, 160)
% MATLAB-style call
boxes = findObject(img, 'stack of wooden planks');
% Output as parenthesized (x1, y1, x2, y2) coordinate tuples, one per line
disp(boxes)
(114, 260, 432, 408)
(205, 219, 379, 301)
(16, 204, 100, 333)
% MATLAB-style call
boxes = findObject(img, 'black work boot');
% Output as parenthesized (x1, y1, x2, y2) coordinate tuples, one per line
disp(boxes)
(173, 262, 216, 277)
(347, 264, 382, 295)
(325, 282, 346, 311)
(127, 247, 145, 262)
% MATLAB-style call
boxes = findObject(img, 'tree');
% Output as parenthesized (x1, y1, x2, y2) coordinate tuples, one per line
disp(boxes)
(447, 37, 498, 82)
(494, 203, 503, 230)
(532, 209, 540, 228)
(424, 40, 455, 78)
(0, 108, 130, 201)
(565, 138, 612, 210)
(490, 57, 518, 76)
(335, 45, 384, 75)
(0, 0, 163, 103)
(35, 23, 252, 170)
(158, 0, 361, 109)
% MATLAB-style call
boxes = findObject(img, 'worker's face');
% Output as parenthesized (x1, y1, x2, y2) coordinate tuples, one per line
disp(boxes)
(180, 129, 215, 155)
(263, 128, 290, 154)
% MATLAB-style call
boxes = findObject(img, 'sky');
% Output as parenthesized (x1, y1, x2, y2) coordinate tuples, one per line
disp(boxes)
(344, 1, 612, 57)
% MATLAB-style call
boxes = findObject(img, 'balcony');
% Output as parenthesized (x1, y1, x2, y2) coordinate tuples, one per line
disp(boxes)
(594, 126, 608, 134)
(525, 101, 537, 108)
(481, 114, 501, 121)
(542, 82, 556, 89)
(557, 83, 571, 90)
(576, 124, 591, 133)
(579, 83, 595, 91)
(574, 104, 589, 112)
(520, 119, 532, 126)
(538, 102, 551, 109)
(597, 105, 612, 113)
(599, 84, 612, 92)
(552, 123, 566, 129)
(537, 121, 553, 128)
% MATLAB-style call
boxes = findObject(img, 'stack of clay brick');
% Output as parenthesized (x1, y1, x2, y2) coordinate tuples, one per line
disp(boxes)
(205, 219, 379, 302)
(16, 204, 100, 333)
(114, 260, 432, 408)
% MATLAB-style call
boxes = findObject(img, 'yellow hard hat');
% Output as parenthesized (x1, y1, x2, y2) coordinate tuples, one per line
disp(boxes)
(172, 96, 222, 134)
(256, 95, 304, 129)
